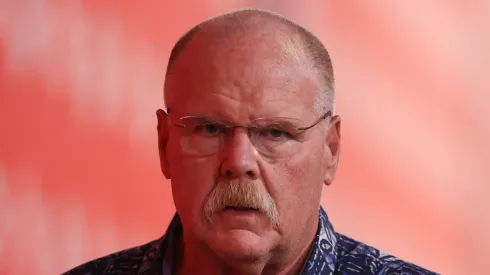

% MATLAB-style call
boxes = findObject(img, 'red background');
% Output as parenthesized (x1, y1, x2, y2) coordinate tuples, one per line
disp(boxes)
(1, 1, 489, 274)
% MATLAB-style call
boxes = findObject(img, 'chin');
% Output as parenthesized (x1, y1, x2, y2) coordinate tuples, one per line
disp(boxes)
(206, 228, 275, 261)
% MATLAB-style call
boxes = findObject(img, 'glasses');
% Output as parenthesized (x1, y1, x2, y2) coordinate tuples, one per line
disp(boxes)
(173, 111, 332, 158)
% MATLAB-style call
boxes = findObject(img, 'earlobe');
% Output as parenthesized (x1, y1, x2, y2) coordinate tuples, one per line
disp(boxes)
(157, 109, 171, 180)
(324, 174, 333, 186)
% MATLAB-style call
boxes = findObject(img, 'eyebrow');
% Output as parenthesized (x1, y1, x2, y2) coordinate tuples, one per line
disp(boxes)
(184, 115, 303, 128)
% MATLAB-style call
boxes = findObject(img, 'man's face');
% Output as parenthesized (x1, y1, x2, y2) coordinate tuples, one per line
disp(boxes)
(158, 27, 340, 261)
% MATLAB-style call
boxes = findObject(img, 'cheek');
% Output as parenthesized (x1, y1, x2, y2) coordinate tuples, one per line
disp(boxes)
(287, 144, 324, 186)
(167, 141, 218, 219)
(271, 146, 324, 214)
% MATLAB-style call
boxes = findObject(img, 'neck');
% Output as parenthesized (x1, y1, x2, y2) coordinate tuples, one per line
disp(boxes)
(176, 221, 317, 275)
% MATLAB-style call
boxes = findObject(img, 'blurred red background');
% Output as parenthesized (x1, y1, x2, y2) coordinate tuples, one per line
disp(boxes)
(1, 1, 489, 274)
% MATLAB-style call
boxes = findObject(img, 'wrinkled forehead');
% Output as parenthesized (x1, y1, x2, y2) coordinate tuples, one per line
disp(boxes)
(164, 23, 319, 118)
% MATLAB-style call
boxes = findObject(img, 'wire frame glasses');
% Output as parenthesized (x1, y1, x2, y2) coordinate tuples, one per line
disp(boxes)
(173, 111, 332, 158)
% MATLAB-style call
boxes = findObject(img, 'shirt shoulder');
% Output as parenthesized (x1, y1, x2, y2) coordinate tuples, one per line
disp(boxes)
(62, 214, 182, 275)
(334, 233, 439, 275)
(61, 238, 163, 275)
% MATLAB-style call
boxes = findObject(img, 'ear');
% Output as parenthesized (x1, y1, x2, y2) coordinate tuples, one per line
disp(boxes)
(324, 115, 341, 186)
(157, 109, 171, 179)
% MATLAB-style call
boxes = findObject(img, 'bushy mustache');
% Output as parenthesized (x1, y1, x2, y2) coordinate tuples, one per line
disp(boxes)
(203, 179, 280, 229)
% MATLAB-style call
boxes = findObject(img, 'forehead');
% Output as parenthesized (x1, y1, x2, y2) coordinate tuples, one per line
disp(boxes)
(165, 23, 320, 119)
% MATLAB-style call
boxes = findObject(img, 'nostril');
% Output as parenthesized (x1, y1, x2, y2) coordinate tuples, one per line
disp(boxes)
(222, 169, 255, 178)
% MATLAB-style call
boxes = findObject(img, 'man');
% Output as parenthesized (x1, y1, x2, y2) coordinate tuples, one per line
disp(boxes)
(64, 8, 437, 275)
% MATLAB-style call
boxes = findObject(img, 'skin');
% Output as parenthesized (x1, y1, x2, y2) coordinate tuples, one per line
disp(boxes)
(156, 17, 341, 275)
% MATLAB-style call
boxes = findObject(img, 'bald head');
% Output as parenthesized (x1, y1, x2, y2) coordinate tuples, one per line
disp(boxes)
(164, 8, 335, 115)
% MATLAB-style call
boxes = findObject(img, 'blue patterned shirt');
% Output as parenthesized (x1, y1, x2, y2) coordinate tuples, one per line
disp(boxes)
(63, 207, 438, 274)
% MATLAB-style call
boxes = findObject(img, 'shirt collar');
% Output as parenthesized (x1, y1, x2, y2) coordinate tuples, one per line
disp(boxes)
(301, 206, 338, 274)
(157, 206, 337, 274)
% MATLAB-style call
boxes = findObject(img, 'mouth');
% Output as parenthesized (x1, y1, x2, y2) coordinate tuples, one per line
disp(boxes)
(224, 206, 259, 211)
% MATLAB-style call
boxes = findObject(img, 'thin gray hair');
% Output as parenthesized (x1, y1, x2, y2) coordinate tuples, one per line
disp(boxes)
(164, 8, 335, 117)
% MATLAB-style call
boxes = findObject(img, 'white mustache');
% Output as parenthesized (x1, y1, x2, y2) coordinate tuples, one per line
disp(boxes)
(203, 179, 280, 228)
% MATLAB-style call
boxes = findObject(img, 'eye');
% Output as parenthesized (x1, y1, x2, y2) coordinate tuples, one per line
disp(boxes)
(268, 129, 286, 138)
(194, 123, 224, 136)
(260, 127, 293, 140)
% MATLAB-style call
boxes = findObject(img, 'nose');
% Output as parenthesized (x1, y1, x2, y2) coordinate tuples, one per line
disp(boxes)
(220, 128, 260, 180)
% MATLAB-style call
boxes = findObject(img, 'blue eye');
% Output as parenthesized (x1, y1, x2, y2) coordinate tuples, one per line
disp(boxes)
(260, 127, 293, 140)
